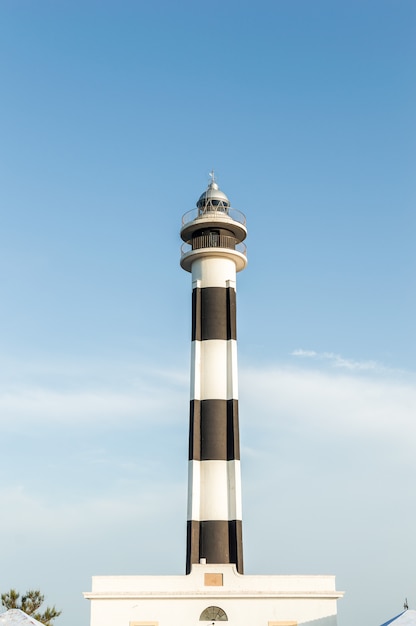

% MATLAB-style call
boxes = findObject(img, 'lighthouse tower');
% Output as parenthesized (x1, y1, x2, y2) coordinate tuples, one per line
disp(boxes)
(180, 174, 247, 574)
(85, 175, 343, 626)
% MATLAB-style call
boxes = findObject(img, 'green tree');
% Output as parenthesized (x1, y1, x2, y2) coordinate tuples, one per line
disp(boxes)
(1, 589, 61, 626)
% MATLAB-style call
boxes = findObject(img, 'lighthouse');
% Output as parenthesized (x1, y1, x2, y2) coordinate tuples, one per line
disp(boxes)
(180, 174, 247, 574)
(85, 175, 343, 626)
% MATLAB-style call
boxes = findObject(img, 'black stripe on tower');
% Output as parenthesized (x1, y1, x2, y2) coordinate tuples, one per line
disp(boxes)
(186, 520, 243, 574)
(192, 287, 236, 341)
(188, 399, 240, 461)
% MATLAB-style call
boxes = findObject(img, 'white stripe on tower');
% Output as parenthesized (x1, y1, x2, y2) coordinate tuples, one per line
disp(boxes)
(180, 176, 247, 574)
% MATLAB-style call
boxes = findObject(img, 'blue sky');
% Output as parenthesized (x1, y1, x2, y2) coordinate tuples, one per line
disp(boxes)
(0, 2, 415, 626)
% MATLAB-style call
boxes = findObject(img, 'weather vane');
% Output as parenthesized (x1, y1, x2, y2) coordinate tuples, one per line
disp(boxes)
(209, 169, 216, 184)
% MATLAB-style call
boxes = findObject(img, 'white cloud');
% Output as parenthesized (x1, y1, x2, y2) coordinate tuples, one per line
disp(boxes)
(1, 352, 414, 450)
(0, 360, 188, 427)
(1, 353, 415, 626)
(291, 348, 384, 372)
(0, 388, 138, 423)
(0, 482, 183, 536)
(240, 363, 416, 449)
(291, 349, 318, 358)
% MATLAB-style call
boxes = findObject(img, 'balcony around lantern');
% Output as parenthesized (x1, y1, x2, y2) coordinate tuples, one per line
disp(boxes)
(182, 206, 246, 228)
(180, 232, 248, 272)
(180, 207, 247, 248)
(180, 238, 247, 257)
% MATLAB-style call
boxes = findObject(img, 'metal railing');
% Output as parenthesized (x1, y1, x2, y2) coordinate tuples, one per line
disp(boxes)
(193, 234, 236, 250)
(181, 239, 247, 256)
(182, 207, 246, 227)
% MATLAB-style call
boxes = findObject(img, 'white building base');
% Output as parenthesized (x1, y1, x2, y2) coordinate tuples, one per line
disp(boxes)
(84, 563, 343, 626)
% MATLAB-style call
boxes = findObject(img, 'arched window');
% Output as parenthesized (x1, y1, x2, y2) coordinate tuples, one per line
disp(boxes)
(199, 606, 228, 621)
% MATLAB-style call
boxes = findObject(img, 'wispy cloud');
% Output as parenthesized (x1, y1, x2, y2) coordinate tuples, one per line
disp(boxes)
(240, 362, 416, 449)
(291, 348, 386, 372)
(1, 354, 415, 626)
(0, 359, 188, 427)
(0, 385, 187, 428)
(0, 482, 184, 535)
(2, 352, 414, 445)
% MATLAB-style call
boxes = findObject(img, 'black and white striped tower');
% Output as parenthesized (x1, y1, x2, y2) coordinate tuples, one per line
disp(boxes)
(180, 174, 247, 575)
